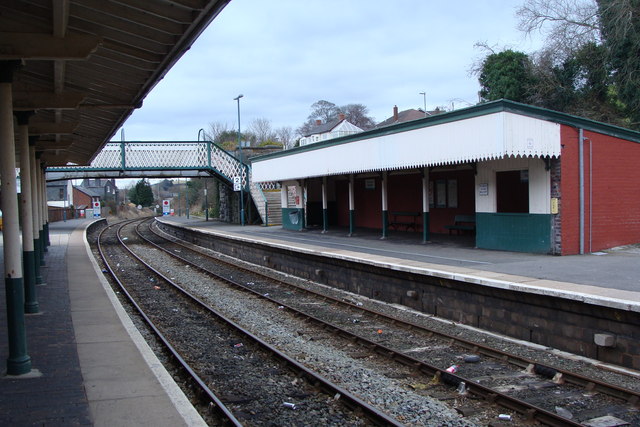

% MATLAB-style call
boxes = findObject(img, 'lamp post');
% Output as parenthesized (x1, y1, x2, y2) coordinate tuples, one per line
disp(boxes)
(419, 92, 427, 116)
(234, 94, 245, 226)
(198, 128, 208, 221)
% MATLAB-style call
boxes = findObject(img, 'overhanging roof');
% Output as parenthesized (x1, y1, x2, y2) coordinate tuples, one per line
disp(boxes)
(2, 0, 230, 166)
(252, 100, 640, 183)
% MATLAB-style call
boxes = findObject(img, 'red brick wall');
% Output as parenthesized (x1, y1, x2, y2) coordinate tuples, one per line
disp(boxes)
(561, 125, 640, 254)
(73, 188, 92, 208)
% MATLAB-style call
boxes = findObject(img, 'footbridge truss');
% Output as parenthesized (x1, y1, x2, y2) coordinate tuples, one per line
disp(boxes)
(45, 141, 276, 224)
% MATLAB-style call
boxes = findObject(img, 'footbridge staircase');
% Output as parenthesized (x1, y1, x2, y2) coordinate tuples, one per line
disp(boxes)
(46, 141, 282, 225)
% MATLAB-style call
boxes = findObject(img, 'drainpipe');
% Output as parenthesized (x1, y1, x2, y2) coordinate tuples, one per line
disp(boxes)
(579, 128, 585, 255)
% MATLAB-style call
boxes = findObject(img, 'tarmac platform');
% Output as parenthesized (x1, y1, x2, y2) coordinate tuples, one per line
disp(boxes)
(1, 215, 639, 425)
(0, 218, 206, 427)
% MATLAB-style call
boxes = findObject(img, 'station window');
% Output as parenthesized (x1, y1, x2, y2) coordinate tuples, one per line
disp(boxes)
(496, 170, 529, 213)
(431, 179, 458, 208)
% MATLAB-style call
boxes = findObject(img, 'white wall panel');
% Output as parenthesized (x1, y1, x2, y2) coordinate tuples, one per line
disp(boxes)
(474, 158, 550, 214)
(253, 112, 561, 182)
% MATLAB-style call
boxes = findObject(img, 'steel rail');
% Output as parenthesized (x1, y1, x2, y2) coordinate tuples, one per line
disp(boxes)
(120, 218, 404, 427)
(97, 220, 243, 427)
(140, 220, 591, 426)
(149, 219, 640, 407)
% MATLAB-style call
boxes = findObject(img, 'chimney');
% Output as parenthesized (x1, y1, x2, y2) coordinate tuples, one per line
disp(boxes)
(393, 105, 399, 122)
(338, 113, 345, 121)
(315, 119, 322, 125)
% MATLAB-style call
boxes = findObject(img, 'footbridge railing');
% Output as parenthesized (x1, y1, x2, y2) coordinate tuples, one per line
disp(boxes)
(45, 141, 248, 188)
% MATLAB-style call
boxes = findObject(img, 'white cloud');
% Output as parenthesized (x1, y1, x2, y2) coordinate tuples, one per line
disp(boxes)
(119, 0, 542, 141)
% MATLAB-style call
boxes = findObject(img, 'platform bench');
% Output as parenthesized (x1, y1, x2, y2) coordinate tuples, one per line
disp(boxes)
(444, 214, 476, 234)
(389, 211, 420, 231)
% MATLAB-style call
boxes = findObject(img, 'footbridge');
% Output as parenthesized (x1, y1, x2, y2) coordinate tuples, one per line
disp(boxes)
(45, 140, 281, 224)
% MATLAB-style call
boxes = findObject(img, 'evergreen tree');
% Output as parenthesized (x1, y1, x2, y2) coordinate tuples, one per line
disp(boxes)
(128, 179, 154, 207)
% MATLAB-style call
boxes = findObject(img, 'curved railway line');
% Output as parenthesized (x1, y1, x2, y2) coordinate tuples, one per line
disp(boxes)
(92, 217, 640, 426)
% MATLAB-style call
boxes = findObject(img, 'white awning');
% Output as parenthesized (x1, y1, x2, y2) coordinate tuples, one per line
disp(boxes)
(252, 111, 561, 182)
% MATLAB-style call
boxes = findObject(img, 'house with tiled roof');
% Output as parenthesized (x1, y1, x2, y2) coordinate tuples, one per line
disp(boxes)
(299, 114, 363, 146)
(377, 105, 445, 128)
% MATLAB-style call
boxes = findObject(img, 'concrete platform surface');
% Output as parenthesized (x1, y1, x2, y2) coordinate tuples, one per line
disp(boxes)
(1, 218, 206, 427)
(159, 216, 640, 309)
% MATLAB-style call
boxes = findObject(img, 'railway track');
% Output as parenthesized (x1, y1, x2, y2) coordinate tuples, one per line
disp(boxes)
(96, 219, 403, 426)
(134, 217, 640, 427)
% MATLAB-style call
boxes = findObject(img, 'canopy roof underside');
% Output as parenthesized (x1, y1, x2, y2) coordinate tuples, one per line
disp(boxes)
(252, 111, 562, 182)
(2, 0, 230, 166)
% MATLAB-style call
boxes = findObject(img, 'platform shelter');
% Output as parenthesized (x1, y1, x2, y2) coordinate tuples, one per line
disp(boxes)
(251, 100, 640, 255)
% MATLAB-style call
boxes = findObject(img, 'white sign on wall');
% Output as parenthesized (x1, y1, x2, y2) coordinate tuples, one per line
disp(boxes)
(233, 176, 241, 192)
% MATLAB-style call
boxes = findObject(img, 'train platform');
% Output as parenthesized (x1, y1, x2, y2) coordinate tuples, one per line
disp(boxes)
(0, 218, 206, 427)
(159, 216, 640, 309)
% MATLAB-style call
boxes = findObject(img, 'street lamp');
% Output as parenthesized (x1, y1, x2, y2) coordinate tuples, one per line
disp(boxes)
(419, 92, 427, 117)
(234, 94, 245, 226)
(198, 128, 208, 221)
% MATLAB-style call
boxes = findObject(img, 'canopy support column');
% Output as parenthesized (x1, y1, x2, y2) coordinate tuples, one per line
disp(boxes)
(16, 112, 38, 313)
(381, 172, 388, 240)
(1, 61, 32, 375)
(348, 174, 355, 237)
(321, 177, 328, 233)
(422, 167, 430, 243)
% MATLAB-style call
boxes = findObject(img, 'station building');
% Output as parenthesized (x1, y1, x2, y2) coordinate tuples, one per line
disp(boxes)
(252, 100, 640, 255)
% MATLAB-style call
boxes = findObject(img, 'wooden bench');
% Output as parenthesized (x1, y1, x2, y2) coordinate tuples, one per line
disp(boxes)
(444, 214, 476, 234)
(389, 211, 420, 231)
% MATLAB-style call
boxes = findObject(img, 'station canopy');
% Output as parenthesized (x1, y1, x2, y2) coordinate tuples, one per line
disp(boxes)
(251, 100, 640, 183)
(2, 0, 230, 166)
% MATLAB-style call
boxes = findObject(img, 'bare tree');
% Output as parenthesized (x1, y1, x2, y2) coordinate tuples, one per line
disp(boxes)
(339, 103, 376, 130)
(517, 0, 601, 57)
(206, 121, 230, 142)
(247, 118, 275, 146)
(275, 126, 294, 149)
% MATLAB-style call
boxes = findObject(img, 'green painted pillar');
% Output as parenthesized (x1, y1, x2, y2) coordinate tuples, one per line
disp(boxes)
(30, 142, 44, 285)
(17, 112, 38, 313)
(348, 175, 355, 236)
(34, 237, 43, 284)
(322, 208, 328, 233)
(321, 177, 328, 233)
(39, 228, 46, 265)
(422, 168, 431, 243)
(381, 172, 388, 240)
(422, 212, 430, 243)
(1, 63, 32, 375)
(5, 277, 31, 374)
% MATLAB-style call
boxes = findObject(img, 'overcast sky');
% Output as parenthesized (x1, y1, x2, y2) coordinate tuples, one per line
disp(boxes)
(118, 0, 543, 142)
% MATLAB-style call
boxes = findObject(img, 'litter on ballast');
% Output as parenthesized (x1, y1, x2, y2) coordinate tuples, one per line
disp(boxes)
(153, 286, 161, 290)
(457, 381, 467, 395)
(233, 343, 243, 348)
(464, 354, 481, 363)
(283, 402, 296, 410)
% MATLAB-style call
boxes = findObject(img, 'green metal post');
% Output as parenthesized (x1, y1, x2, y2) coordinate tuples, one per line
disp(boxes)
(322, 208, 328, 233)
(422, 212, 430, 243)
